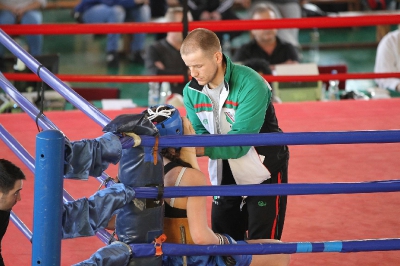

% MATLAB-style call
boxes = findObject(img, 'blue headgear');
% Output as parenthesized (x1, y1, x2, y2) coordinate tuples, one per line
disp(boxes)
(144, 104, 183, 137)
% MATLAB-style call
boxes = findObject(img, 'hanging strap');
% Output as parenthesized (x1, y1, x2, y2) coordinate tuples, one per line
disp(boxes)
(153, 135, 159, 165)
(154, 234, 167, 256)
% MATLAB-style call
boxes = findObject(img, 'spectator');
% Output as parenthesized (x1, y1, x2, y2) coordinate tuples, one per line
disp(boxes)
(248, 0, 301, 49)
(374, 28, 400, 92)
(144, 7, 192, 101)
(72, 0, 150, 67)
(73, 0, 126, 67)
(0, 159, 25, 266)
(366, 0, 399, 41)
(233, 2, 299, 70)
(149, 0, 168, 19)
(0, 0, 46, 59)
(124, 0, 151, 64)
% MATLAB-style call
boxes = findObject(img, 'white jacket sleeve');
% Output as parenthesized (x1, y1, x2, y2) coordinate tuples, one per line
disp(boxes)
(374, 30, 400, 91)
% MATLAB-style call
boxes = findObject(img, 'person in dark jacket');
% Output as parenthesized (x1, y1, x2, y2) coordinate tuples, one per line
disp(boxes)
(144, 7, 192, 98)
(0, 159, 25, 266)
(73, 0, 150, 67)
(233, 3, 299, 70)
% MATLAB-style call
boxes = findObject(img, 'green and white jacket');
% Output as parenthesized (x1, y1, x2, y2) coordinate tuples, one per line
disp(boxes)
(184, 55, 288, 186)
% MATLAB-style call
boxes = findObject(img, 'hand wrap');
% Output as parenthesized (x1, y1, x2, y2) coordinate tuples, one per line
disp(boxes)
(117, 132, 141, 149)
(215, 233, 237, 266)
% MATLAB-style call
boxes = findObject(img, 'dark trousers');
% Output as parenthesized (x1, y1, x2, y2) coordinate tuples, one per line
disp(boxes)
(211, 159, 288, 240)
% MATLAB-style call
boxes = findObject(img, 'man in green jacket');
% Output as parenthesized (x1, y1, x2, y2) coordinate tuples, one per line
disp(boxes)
(181, 28, 289, 241)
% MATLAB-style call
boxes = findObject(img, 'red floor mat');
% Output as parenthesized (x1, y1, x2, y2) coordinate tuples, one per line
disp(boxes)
(1, 99, 400, 265)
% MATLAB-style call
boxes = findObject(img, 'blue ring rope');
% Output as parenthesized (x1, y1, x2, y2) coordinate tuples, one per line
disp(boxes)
(10, 211, 32, 241)
(133, 180, 400, 197)
(140, 130, 400, 147)
(127, 238, 400, 257)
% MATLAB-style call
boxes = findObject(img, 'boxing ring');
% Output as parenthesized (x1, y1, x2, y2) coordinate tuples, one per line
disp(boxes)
(1, 12, 400, 266)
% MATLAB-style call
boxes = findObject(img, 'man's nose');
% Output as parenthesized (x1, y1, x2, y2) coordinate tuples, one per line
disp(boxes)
(191, 69, 198, 77)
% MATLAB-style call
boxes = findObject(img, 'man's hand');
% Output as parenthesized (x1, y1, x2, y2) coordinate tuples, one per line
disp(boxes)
(154, 61, 165, 70)
(209, 11, 222, 21)
(72, 11, 83, 23)
(200, 11, 212, 20)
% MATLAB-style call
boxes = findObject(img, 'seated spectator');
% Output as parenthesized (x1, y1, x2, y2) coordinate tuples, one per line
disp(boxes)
(366, 0, 399, 41)
(150, 0, 185, 41)
(374, 28, 400, 92)
(249, 0, 301, 49)
(73, 0, 126, 67)
(0, 0, 46, 60)
(72, 0, 150, 67)
(124, 0, 151, 64)
(149, 0, 168, 19)
(232, 2, 299, 70)
(144, 7, 191, 101)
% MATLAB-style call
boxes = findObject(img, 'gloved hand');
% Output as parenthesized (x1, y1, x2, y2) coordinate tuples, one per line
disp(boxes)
(102, 113, 158, 137)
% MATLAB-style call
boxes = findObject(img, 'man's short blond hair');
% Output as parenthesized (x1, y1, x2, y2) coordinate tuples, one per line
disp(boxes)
(180, 28, 221, 56)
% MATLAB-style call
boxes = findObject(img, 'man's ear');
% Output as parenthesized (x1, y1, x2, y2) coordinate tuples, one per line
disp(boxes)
(0, 192, 5, 208)
(215, 51, 223, 64)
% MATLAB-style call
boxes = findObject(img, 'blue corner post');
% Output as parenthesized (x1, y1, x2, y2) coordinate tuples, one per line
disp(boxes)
(32, 130, 65, 266)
